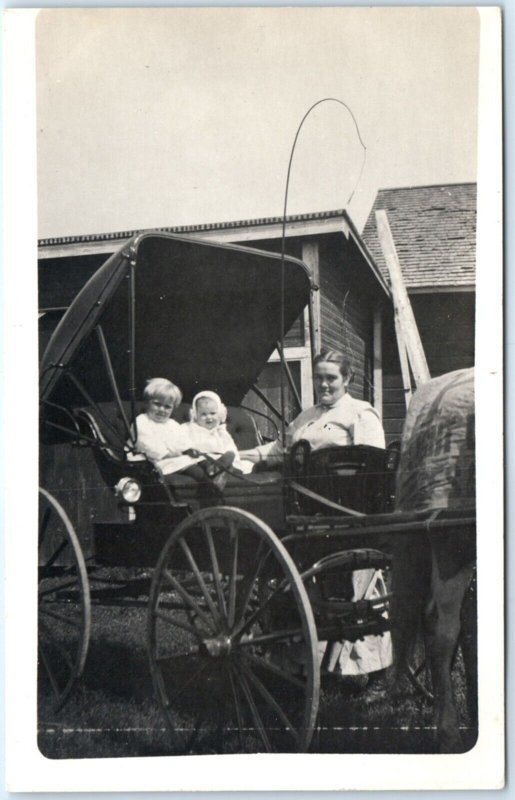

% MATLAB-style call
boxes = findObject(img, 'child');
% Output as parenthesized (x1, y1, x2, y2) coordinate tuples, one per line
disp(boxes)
(182, 391, 253, 478)
(131, 378, 196, 475)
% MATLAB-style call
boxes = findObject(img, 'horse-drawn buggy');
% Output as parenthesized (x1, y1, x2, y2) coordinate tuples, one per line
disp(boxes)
(39, 232, 476, 754)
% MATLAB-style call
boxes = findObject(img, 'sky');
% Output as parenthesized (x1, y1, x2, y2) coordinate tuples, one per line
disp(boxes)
(36, 7, 480, 238)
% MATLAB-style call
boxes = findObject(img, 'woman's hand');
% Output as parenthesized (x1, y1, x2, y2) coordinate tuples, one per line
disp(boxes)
(239, 449, 261, 464)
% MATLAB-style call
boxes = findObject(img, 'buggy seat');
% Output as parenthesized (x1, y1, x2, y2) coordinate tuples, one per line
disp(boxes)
(75, 401, 261, 457)
(74, 401, 285, 528)
(288, 441, 399, 517)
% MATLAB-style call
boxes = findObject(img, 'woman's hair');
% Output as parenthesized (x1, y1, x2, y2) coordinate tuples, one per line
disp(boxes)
(143, 377, 182, 409)
(190, 390, 228, 424)
(313, 350, 354, 382)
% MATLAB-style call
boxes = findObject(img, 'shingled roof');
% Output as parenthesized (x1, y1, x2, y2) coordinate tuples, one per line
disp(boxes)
(361, 183, 476, 289)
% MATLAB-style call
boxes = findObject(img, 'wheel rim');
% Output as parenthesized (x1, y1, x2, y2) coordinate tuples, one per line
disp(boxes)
(148, 506, 320, 754)
(38, 487, 91, 712)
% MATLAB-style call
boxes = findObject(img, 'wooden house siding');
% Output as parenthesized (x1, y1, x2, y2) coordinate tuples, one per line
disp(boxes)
(39, 254, 108, 310)
(411, 293, 475, 376)
(381, 311, 407, 444)
(381, 291, 475, 445)
(318, 239, 375, 402)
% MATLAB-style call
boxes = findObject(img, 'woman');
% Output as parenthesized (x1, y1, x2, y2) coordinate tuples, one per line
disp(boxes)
(241, 350, 392, 681)
(241, 350, 385, 465)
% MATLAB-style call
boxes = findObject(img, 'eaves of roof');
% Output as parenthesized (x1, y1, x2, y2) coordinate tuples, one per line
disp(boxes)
(38, 208, 390, 297)
(38, 209, 349, 247)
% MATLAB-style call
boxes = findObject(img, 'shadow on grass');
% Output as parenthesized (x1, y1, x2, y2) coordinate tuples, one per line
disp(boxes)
(37, 604, 478, 759)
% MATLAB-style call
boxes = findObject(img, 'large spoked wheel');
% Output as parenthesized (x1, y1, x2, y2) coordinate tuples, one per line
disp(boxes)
(38, 487, 91, 712)
(148, 507, 320, 754)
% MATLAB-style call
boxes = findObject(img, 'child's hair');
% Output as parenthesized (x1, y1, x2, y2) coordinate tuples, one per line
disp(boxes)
(190, 390, 227, 424)
(143, 377, 182, 410)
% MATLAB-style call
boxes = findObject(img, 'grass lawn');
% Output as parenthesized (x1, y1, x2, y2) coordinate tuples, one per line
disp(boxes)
(38, 600, 477, 759)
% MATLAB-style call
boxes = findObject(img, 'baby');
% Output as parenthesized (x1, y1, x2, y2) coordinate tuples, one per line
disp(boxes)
(131, 377, 195, 475)
(182, 391, 253, 476)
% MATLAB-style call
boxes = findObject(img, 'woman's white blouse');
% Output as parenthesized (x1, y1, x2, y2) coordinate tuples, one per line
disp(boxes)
(253, 392, 385, 464)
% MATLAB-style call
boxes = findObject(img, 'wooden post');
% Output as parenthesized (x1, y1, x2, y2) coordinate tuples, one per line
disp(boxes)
(375, 210, 431, 387)
(302, 242, 321, 352)
(394, 311, 413, 409)
(372, 307, 383, 416)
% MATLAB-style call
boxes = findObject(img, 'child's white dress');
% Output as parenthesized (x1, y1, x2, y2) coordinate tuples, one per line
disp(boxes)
(130, 413, 197, 475)
(181, 421, 253, 474)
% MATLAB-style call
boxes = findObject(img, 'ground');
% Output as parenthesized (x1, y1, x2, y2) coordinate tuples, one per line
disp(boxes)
(38, 602, 477, 759)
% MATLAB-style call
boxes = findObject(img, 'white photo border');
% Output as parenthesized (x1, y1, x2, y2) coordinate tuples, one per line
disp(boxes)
(3, 5, 504, 793)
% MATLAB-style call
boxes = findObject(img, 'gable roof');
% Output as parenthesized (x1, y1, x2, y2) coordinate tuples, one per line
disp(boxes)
(361, 183, 476, 290)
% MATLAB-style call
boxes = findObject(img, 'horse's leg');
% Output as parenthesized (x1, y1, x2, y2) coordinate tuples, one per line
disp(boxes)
(460, 570, 478, 728)
(424, 534, 475, 753)
(390, 536, 431, 690)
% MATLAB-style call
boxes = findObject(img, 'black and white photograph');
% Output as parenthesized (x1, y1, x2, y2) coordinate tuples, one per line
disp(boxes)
(4, 5, 503, 792)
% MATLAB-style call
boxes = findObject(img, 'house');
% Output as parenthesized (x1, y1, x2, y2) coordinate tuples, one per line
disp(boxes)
(361, 183, 476, 443)
(38, 210, 390, 435)
(38, 183, 476, 442)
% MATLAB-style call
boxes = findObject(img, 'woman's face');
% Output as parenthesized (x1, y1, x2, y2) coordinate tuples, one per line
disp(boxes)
(314, 361, 349, 406)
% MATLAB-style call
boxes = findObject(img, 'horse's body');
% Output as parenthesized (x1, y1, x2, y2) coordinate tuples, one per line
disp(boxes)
(391, 368, 476, 753)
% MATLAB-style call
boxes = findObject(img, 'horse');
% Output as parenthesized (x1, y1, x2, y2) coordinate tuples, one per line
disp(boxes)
(389, 368, 477, 753)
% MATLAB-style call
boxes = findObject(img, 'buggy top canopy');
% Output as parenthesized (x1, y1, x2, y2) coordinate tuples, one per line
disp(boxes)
(40, 232, 313, 410)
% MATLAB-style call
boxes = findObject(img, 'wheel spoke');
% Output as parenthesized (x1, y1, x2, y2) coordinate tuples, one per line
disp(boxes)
(39, 617, 75, 670)
(227, 520, 239, 628)
(161, 568, 216, 633)
(167, 658, 211, 706)
(38, 489, 91, 713)
(154, 608, 205, 639)
(233, 540, 272, 630)
(237, 627, 305, 648)
(233, 668, 272, 752)
(182, 712, 205, 754)
(39, 605, 81, 628)
(149, 508, 319, 756)
(215, 665, 229, 747)
(39, 507, 51, 547)
(201, 521, 227, 621)
(228, 667, 246, 751)
(44, 538, 69, 570)
(179, 538, 222, 627)
(242, 652, 306, 689)
(38, 577, 80, 598)
(43, 562, 85, 581)
(156, 647, 199, 664)
(38, 642, 61, 699)
(241, 661, 299, 745)
(234, 577, 291, 639)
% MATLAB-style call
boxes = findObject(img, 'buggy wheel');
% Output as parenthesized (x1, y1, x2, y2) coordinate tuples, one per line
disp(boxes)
(148, 506, 320, 754)
(38, 487, 91, 712)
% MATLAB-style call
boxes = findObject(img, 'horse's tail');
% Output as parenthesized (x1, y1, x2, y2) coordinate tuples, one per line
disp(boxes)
(389, 534, 432, 685)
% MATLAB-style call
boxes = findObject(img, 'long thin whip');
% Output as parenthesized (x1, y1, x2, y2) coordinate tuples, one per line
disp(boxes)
(279, 98, 367, 449)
